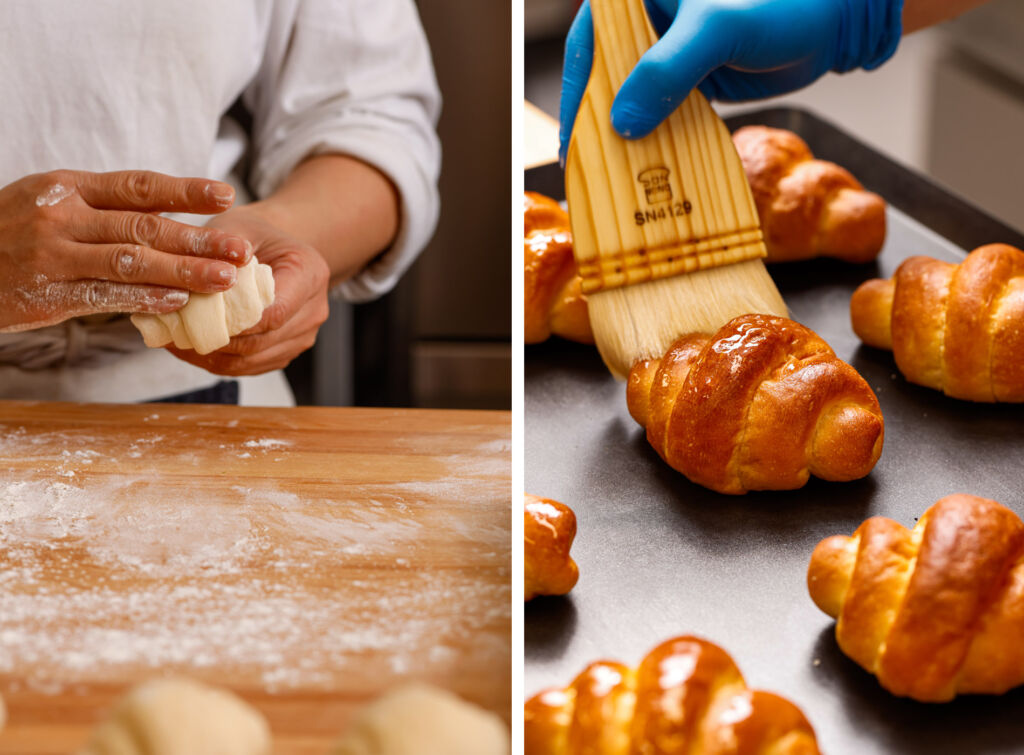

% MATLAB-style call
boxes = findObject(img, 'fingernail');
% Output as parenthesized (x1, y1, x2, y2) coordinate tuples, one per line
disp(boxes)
(217, 235, 251, 261)
(213, 264, 237, 285)
(206, 182, 235, 207)
(163, 291, 189, 307)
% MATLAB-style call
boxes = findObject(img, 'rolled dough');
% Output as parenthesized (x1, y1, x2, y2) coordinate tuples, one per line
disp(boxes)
(131, 259, 275, 355)
(332, 683, 509, 755)
(79, 677, 271, 755)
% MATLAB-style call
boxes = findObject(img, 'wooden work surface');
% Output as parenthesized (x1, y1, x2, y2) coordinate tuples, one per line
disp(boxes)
(0, 400, 511, 753)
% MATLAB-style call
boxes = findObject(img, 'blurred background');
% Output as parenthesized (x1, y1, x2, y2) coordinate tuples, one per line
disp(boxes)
(286, 1, 511, 410)
(526, 0, 1024, 230)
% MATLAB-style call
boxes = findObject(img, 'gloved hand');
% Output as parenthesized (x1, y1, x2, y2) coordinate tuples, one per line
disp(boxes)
(559, 0, 903, 159)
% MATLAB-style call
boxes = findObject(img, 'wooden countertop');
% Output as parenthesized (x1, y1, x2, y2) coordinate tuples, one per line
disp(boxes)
(0, 401, 511, 753)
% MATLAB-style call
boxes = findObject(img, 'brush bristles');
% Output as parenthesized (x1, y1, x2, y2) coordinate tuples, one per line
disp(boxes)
(587, 260, 788, 379)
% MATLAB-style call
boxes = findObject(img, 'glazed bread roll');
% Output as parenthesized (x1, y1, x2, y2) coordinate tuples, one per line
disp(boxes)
(524, 494, 579, 601)
(525, 635, 820, 754)
(850, 243, 1024, 402)
(733, 125, 886, 263)
(808, 493, 1024, 702)
(626, 314, 884, 494)
(524, 192, 593, 345)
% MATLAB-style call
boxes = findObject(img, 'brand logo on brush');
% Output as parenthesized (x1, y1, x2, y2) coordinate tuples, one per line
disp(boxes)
(638, 167, 672, 203)
(635, 167, 692, 226)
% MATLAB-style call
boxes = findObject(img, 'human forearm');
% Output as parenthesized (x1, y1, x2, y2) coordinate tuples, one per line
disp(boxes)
(903, 0, 990, 33)
(182, 153, 402, 376)
(231, 154, 400, 283)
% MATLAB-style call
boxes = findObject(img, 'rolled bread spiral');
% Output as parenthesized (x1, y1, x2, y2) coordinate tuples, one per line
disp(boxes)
(733, 125, 887, 263)
(525, 635, 820, 754)
(524, 494, 579, 601)
(131, 258, 275, 355)
(850, 243, 1024, 402)
(626, 314, 884, 494)
(524, 192, 593, 345)
(808, 493, 1024, 701)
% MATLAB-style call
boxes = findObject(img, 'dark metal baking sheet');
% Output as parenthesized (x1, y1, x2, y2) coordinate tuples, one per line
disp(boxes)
(525, 107, 1024, 755)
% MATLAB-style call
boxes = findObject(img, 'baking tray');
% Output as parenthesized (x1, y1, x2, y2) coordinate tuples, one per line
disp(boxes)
(525, 107, 1024, 755)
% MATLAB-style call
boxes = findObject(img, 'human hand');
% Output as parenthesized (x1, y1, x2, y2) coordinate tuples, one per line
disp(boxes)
(559, 0, 903, 156)
(168, 210, 330, 376)
(0, 170, 252, 332)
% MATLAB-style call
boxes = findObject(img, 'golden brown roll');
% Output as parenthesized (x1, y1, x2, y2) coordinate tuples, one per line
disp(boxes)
(524, 635, 821, 754)
(733, 125, 887, 263)
(850, 243, 1024, 402)
(525, 494, 579, 601)
(626, 314, 884, 494)
(808, 493, 1024, 702)
(524, 192, 594, 345)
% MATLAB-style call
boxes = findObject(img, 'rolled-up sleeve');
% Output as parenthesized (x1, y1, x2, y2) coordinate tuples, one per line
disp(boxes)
(245, 0, 441, 302)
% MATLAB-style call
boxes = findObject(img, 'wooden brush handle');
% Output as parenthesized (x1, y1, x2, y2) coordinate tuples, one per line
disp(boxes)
(589, 0, 659, 85)
(567, 0, 765, 295)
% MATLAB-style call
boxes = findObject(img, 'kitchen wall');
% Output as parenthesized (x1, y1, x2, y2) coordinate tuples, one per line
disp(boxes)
(296, 3, 512, 409)
(411, 1, 512, 409)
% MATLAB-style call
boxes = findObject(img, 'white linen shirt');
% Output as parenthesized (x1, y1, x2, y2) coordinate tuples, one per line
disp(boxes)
(0, 0, 441, 403)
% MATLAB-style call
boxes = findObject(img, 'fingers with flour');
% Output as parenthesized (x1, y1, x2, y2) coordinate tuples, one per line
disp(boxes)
(74, 170, 236, 214)
(81, 210, 252, 262)
(2, 281, 188, 334)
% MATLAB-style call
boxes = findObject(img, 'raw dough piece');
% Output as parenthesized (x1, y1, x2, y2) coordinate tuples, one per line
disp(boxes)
(131, 259, 275, 355)
(79, 677, 271, 755)
(333, 683, 508, 755)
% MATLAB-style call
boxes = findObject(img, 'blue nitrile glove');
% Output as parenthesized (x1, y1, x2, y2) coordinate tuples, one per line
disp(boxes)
(559, 0, 903, 161)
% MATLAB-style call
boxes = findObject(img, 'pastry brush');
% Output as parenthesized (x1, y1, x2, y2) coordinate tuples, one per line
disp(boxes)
(565, 0, 788, 379)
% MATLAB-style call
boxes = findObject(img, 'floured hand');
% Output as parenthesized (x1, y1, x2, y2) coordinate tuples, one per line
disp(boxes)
(168, 210, 329, 376)
(0, 169, 251, 332)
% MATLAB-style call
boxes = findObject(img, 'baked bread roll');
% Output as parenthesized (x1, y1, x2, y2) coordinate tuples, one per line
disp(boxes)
(525, 494, 579, 601)
(733, 125, 886, 263)
(808, 493, 1024, 702)
(850, 243, 1024, 402)
(525, 635, 820, 754)
(626, 314, 884, 494)
(523, 192, 593, 345)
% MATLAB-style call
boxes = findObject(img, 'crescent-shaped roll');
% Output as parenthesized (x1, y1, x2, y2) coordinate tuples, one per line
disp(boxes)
(850, 243, 1024, 401)
(525, 494, 579, 601)
(626, 314, 884, 494)
(525, 635, 821, 754)
(733, 125, 887, 263)
(808, 493, 1024, 702)
(524, 192, 593, 345)
(131, 258, 275, 355)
